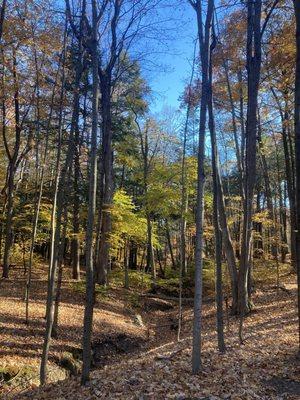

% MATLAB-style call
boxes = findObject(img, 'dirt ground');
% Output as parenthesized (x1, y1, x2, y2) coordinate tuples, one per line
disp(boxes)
(0, 264, 299, 400)
(0, 263, 183, 398)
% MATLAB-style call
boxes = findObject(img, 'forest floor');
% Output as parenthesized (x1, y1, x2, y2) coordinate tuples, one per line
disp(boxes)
(0, 263, 299, 400)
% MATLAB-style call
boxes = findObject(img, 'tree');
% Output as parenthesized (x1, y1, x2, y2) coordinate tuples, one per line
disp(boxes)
(208, 25, 226, 353)
(188, 0, 214, 374)
(81, 0, 99, 384)
(293, 0, 300, 353)
(238, 0, 262, 318)
(95, 0, 167, 285)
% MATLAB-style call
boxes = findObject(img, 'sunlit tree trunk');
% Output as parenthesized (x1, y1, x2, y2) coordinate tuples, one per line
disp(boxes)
(81, 0, 99, 383)
(3, 50, 22, 278)
(96, 78, 113, 285)
(95, 1, 122, 286)
(40, 21, 76, 385)
(293, 0, 300, 353)
(25, 43, 64, 324)
(238, 0, 262, 319)
(271, 88, 297, 269)
(208, 34, 226, 352)
(52, 201, 69, 338)
(166, 220, 176, 270)
(189, 0, 214, 374)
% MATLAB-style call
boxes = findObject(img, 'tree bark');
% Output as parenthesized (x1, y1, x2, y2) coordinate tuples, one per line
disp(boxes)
(96, 78, 113, 285)
(3, 50, 22, 278)
(271, 88, 297, 269)
(238, 0, 262, 316)
(189, 0, 214, 374)
(293, 0, 300, 353)
(208, 35, 226, 352)
(81, 0, 99, 383)
(166, 220, 176, 270)
(40, 20, 73, 385)
(25, 43, 64, 324)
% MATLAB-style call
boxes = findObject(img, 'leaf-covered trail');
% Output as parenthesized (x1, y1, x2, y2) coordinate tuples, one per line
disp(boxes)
(0, 263, 186, 397)
(9, 271, 299, 400)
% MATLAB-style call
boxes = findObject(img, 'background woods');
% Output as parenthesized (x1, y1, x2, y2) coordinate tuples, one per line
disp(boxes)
(0, 0, 300, 399)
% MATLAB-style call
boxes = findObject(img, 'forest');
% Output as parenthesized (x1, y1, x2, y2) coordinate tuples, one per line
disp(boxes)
(0, 0, 299, 399)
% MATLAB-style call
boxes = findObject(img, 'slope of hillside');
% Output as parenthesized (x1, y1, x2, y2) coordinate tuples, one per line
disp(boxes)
(3, 270, 298, 400)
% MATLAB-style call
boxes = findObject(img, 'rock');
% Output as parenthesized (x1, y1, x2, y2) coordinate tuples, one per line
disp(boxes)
(133, 314, 144, 327)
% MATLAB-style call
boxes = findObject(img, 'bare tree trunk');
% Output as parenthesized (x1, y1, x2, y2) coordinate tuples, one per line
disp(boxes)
(280, 182, 288, 263)
(238, 69, 246, 171)
(293, 0, 300, 353)
(134, 117, 157, 284)
(40, 120, 72, 386)
(81, 0, 99, 383)
(25, 45, 64, 324)
(52, 202, 69, 338)
(2, 50, 25, 278)
(216, 171, 239, 313)
(124, 242, 129, 289)
(147, 214, 156, 283)
(70, 68, 83, 281)
(40, 25, 71, 385)
(207, 17, 239, 311)
(238, 0, 262, 317)
(96, 79, 113, 286)
(257, 114, 277, 259)
(271, 88, 297, 269)
(208, 34, 226, 353)
(189, 0, 214, 374)
(166, 220, 176, 270)
(3, 165, 15, 278)
(66, 0, 86, 282)
(216, 21, 244, 201)
(178, 61, 195, 339)
(179, 41, 197, 284)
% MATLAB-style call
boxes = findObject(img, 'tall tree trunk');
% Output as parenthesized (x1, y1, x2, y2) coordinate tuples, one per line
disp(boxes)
(3, 165, 14, 278)
(40, 22, 74, 384)
(66, 1, 86, 281)
(180, 40, 197, 283)
(189, 0, 214, 374)
(238, 0, 262, 317)
(25, 44, 64, 323)
(70, 79, 82, 281)
(238, 69, 246, 172)
(147, 214, 156, 283)
(257, 115, 277, 259)
(81, 0, 99, 383)
(96, 80, 113, 285)
(217, 32, 244, 201)
(124, 242, 129, 289)
(40, 119, 72, 386)
(3, 50, 21, 278)
(52, 202, 69, 338)
(71, 152, 81, 280)
(271, 88, 297, 269)
(208, 36, 226, 352)
(293, 0, 300, 353)
(166, 220, 176, 270)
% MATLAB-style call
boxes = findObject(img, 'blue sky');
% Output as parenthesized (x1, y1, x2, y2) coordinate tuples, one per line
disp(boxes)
(57, 0, 198, 114)
(144, 3, 197, 114)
